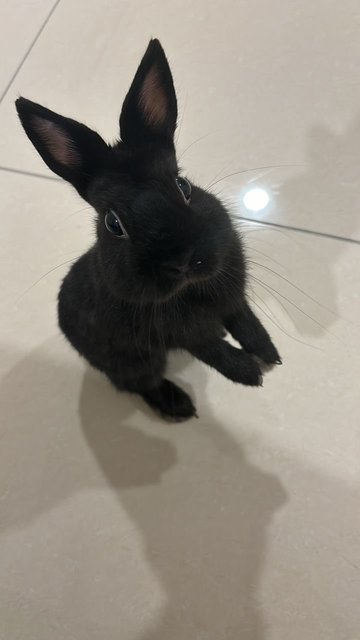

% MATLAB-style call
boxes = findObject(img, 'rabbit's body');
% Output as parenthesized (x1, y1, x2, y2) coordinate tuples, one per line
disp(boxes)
(16, 39, 281, 421)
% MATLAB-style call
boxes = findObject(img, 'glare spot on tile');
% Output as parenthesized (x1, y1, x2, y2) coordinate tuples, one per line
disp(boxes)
(243, 187, 270, 212)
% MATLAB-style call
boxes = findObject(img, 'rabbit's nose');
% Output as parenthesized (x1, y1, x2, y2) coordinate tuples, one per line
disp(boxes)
(162, 252, 193, 276)
(162, 259, 190, 275)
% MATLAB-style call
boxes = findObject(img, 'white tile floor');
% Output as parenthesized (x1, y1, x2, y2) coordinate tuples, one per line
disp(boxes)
(1, 2, 360, 639)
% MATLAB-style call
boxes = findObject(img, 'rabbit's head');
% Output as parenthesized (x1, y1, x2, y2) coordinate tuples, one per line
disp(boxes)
(16, 39, 242, 303)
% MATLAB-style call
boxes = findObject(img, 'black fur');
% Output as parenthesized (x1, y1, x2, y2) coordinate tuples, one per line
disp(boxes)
(15, 39, 281, 422)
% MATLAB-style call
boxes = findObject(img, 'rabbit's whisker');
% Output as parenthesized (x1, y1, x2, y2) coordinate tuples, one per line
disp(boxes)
(207, 163, 302, 190)
(16, 258, 77, 302)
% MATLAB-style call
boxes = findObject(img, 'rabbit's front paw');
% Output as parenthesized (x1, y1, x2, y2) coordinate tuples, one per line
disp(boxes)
(227, 351, 263, 387)
(252, 336, 282, 367)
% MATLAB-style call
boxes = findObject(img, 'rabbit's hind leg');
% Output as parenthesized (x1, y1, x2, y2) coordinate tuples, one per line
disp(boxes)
(106, 351, 197, 423)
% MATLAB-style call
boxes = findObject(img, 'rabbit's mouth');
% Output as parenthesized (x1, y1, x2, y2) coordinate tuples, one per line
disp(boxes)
(151, 266, 219, 302)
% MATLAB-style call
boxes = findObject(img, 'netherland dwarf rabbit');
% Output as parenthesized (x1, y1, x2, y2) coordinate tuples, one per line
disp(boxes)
(16, 39, 281, 422)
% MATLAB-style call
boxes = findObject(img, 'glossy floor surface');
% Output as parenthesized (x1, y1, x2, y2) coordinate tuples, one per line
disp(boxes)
(1, 2, 359, 639)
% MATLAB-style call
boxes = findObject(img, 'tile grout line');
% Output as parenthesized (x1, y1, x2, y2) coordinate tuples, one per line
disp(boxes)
(0, 164, 359, 246)
(0, 0, 62, 104)
(0, 165, 60, 182)
(235, 216, 360, 246)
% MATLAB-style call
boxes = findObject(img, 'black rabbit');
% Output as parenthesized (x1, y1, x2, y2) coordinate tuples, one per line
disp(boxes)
(16, 39, 281, 422)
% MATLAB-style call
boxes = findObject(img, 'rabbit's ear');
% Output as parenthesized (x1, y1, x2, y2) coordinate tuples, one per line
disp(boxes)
(120, 39, 177, 147)
(15, 98, 109, 193)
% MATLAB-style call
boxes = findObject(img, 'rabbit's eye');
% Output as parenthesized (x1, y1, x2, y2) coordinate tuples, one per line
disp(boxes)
(104, 210, 128, 238)
(176, 177, 191, 203)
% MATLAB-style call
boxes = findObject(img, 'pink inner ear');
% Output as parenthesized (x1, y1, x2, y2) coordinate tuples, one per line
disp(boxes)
(33, 116, 81, 167)
(139, 66, 167, 128)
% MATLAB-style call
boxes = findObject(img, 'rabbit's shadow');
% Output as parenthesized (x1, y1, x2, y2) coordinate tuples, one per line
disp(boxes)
(275, 118, 360, 335)
(0, 339, 286, 639)
(79, 350, 287, 639)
